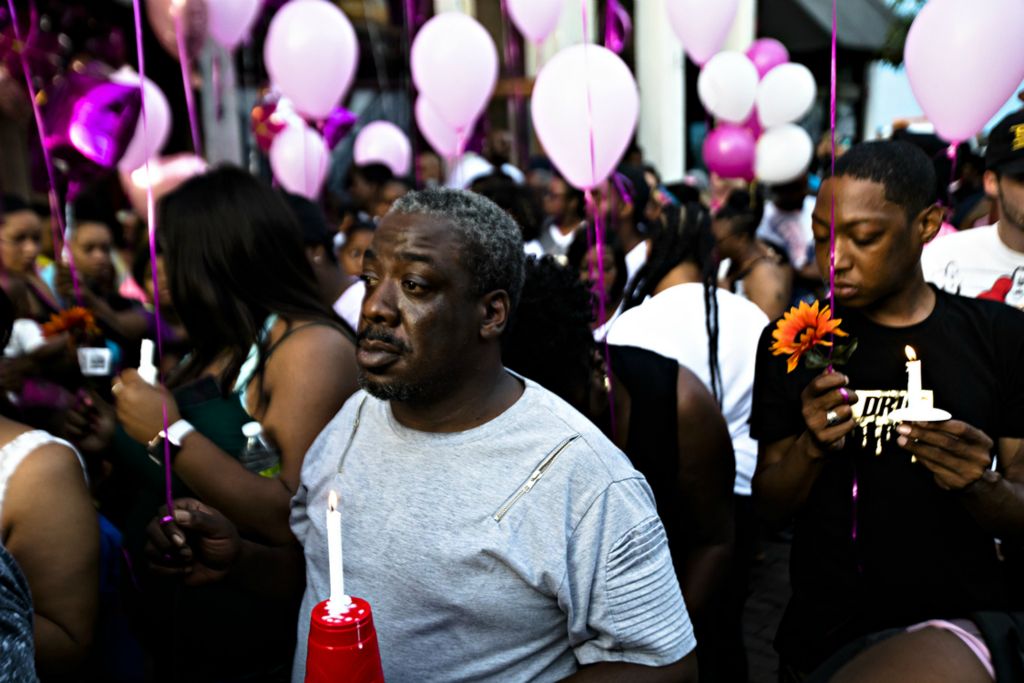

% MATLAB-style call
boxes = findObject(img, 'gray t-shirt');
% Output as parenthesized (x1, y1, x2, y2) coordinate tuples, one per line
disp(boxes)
(290, 376, 695, 682)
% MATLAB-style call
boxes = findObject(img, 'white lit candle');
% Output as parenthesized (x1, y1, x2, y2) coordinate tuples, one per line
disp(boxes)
(326, 490, 347, 611)
(905, 346, 922, 409)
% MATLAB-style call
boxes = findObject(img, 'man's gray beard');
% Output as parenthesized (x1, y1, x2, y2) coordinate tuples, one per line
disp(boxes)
(357, 370, 429, 403)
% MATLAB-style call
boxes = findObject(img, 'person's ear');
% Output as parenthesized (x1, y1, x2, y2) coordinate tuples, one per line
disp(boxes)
(983, 170, 999, 198)
(479, 289, 512, 340)
(918, 203, 944, 245)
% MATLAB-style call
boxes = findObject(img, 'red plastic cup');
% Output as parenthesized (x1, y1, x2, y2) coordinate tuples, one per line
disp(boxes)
(305, 597, 385, 683)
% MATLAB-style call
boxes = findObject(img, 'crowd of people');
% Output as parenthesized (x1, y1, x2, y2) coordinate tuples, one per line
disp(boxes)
(0, 102, 1023, 683)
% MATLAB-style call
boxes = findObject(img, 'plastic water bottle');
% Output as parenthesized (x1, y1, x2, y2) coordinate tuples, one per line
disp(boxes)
(239, 422, 281, 478)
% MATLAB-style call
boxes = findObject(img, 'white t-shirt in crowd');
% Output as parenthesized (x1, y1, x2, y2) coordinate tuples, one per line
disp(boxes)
(921, 223, 1024, 309)
(756, 196, 816, 269)
(606, 283, 769, 495)
(446, 152, 526, 189)
(332, 280, 365, 330)
(625, 240, 648, 286)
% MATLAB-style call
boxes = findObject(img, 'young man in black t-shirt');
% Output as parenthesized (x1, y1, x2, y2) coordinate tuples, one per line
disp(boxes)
(750, 141, 1024, 680)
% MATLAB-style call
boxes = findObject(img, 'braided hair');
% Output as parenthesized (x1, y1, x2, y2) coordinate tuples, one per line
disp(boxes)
(622, 203, 722, 403)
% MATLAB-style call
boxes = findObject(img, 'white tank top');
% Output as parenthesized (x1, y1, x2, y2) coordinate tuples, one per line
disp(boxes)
(0, 430, 86, 518)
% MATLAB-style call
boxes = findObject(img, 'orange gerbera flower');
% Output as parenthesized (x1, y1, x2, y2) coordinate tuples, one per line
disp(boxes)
(770, 300, 848, 373)
(42, 306, 101, 340)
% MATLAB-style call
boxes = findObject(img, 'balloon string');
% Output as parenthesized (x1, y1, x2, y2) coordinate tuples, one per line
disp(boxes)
(403, 0, 421, 186)
(6, 0, 83, 309)
(172, 10, 203, 156)
(499, 0, 525, 168)
(827, 0, 837, 371)
(585, 190, 617, 440)
(132, 0, 174, 521)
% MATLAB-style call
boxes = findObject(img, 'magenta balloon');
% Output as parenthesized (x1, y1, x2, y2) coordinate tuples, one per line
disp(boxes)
(531, 44, 639, 190)
(665, 0, 740, 66)
(269, 123, 331, 199)
(43, 70, 141, 183)
(415, 96, 463, 157)
(354, 121, 412, 176)
(264, 0, 359, 120)
(322, 107, 359, 150)
(206, 0, 261, 50)
(905, 0, 1024, 143)
(746, 38, 789, 79)
(742, 108, 763, 142)
(506, 0, 565, 44)
(412, 13, 498, 132)
(703, 124, 755, 181)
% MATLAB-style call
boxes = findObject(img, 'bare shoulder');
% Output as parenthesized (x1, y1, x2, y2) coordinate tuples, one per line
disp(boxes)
(268, 321, 356, 369)
(675, 364, 718, 414)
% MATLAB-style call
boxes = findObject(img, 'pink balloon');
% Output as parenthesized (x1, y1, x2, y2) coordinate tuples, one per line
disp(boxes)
(506, 0, 565, 44)
(269, 122, 330, 200)
(119, 153, 208, 217)
(206, 0, 261, 50)
(746, 38, 789, 79)
(264, 0, 359, 120)
(665, 0, 740, 66)
(412, 13, 498, 132)
(905, 0, 1024, 143)
(415, 96, 463, 158)
(111, 67, 172, 172)
(531, 44, 639, 191)
(703, 124, 755, 181)
(354, 122, 412, 176)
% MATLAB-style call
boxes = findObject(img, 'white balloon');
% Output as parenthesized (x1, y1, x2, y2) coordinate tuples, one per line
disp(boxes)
(756, 63, 817, 129)
(415, 96, 464, 158)
(697, 51, 759, 124)
(111, 67, 172, 172)
(354, 121, 413, 176)
(206, 0, 262, 50)
(531, 44, 639, 190)
(756, 124, 813, 185)
(411, 13, 498, 132)
(665, 0, 741, 66)
(264, 0, 359, 120)
(506, 0, 565, 44)
(269, 123, 331, 199)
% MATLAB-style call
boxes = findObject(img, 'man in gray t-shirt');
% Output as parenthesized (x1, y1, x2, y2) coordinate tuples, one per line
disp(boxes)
(148, 188, 696, 682)
(290, 379, 695, 681)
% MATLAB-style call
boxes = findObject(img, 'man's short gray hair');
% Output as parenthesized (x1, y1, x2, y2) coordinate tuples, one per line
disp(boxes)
(390, 188, 526, 309)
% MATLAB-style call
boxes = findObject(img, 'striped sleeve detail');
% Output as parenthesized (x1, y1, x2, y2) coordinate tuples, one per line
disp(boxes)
(605, 517, 695, 658)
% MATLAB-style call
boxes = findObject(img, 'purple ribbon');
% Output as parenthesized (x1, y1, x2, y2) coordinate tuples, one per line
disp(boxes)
(132, 0, 175, 522)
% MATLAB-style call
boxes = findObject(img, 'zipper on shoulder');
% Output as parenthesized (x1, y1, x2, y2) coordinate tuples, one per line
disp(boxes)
(493, 434, 581, 522)
(336, 395, 368, 475)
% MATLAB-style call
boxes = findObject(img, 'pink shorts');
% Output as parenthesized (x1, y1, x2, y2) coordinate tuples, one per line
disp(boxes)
(907, 619, 994, 680)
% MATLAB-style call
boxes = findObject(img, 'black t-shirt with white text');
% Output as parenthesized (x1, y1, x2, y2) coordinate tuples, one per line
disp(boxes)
(750, 286, 1024, 671)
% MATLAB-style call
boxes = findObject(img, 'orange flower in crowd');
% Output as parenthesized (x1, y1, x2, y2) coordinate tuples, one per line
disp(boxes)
(770, 300, 848, 373)
(42, 307, 101, 340)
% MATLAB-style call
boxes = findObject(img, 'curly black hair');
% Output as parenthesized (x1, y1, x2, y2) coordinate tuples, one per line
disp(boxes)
(502, 256, 597, 413)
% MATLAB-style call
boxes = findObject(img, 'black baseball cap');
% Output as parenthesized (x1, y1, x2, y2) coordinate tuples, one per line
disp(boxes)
(985, 109, 1024, 175)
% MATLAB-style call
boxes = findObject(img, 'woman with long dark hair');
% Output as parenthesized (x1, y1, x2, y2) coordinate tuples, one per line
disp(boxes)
(606, 202, 769, 681)
(566, 229, 629, 341)
(78, 167, 359, 681)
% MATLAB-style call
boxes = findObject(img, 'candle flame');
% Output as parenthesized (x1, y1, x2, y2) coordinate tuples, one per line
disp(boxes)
(328, 489, 337, 512)
(905, 345, 917, 362)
